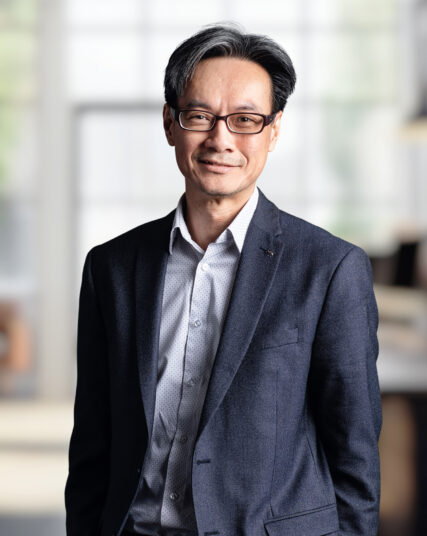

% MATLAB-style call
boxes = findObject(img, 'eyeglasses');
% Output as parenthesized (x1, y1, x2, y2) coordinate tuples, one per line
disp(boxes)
(170, 107, 277, 135)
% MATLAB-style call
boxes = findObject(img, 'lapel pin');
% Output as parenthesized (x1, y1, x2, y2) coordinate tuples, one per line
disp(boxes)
(260, 247, 275, 256)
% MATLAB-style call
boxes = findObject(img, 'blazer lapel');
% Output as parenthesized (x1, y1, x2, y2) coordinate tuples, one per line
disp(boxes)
(134, 211, 174, 441)
(198, 190, 285, 437)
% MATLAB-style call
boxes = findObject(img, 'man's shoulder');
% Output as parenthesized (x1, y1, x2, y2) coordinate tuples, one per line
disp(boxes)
(87, 208, 175, 267)
(280, 207, 353, 250)
(268, 197, 368, 271)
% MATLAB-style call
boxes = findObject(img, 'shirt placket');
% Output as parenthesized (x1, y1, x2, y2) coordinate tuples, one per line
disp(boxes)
(161, 245, 220, 527)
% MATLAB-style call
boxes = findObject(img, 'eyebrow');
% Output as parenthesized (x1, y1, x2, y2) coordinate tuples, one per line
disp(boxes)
(181, 99, 262, 112)
(182, 99, 210, 109)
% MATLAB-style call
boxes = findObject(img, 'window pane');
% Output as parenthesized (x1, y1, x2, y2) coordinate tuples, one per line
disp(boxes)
(232, 0, 302, 25)
(307, 31, 397, 101)
(144, 32, 181, 100)
(148, 0, 223, 24)
(306, 0, 397, 27)
(0, 105, 37, 196)
(0, 31, 37, 100)
(0, 0, 38, 26)
(304, 104, 399, 242)
(0, 200, 36, 281)
(77, 110, 181, 202)
(66, 0, 144, 26)
(67, 34, 146, 100)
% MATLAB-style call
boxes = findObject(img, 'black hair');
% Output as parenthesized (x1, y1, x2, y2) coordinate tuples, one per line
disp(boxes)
(164, 23, 296, 114)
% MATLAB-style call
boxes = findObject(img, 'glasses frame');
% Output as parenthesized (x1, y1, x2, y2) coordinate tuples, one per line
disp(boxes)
(170, 107, 277, 135)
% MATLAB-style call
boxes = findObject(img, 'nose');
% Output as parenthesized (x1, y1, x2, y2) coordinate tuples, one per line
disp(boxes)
(203, 117, 235, 152)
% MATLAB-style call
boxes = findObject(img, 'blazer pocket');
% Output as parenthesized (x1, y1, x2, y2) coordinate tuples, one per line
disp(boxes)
(261, 326, 299, 350)
(264, 504, 339, 536)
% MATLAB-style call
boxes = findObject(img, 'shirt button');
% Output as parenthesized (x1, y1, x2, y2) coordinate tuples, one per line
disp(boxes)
(200, 262, 210, 271)
(186, 377, 198, 387)
(169, 492, 179, 501)
(193, 319, 201, 327)
(177, 434, 188, 443)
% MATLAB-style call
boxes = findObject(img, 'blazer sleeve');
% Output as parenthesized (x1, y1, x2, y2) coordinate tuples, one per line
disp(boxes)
(309, 246, 382, 535)
(65, 247, 111, 536)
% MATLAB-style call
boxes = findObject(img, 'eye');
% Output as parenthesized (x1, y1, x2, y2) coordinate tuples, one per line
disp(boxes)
(187, 112, 210, 121)
(237, 115, 255, 123)
(229, 113, 263, 131)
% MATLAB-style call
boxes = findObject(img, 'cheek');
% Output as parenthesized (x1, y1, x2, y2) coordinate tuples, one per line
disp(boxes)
(174, 140, 192, 168)
(243, 139, 270, 167)
(174, 135, 198, 163)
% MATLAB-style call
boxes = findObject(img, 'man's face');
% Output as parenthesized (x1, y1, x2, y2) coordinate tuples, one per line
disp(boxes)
(163, 56, 282, 199)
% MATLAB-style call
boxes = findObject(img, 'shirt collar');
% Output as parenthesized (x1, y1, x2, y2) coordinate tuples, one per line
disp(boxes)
(168, 186, 259, 255)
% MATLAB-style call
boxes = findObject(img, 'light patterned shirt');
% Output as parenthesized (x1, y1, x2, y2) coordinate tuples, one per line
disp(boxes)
(125, 187, 259, 535)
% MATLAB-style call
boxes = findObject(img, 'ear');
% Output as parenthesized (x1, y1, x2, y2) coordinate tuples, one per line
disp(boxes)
(163, 104, 175, 146)
(268, 111, 282, 152)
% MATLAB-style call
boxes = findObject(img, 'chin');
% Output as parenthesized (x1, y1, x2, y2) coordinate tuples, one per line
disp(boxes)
(201, 188, 232, 198)
(198, 181, 249, 199)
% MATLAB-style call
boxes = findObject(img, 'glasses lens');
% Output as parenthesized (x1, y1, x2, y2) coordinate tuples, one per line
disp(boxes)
(228, 113, 264, 133)
(180, 110, 215, 131)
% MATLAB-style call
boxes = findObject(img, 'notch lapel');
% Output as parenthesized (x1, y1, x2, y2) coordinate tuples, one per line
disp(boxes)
(198, 191, 284, 437)
(134, 212, 174, 441)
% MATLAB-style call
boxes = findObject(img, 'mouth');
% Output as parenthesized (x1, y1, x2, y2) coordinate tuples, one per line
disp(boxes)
(197, 158, 239, 173)
(199, 159, 235, 167)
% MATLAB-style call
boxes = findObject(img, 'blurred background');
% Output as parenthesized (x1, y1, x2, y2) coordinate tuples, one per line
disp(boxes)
(0, 0, 426, 534)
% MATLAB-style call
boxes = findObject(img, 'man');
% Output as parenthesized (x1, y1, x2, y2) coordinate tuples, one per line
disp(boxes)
(65, 24, 382, 536)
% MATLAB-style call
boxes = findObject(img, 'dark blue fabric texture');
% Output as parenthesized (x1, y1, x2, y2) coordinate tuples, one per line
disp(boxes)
(65, 189, 382, 536)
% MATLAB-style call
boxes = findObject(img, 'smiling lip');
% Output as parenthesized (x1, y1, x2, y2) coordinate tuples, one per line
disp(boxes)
(199, 160, 238, 174)
(199, 159, 237, 167)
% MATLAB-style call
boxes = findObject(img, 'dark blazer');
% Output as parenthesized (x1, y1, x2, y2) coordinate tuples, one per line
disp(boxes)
(65, 189, 382, 536)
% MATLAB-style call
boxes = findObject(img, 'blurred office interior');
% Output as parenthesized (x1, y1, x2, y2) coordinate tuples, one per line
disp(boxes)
(0, 0, 427, 535)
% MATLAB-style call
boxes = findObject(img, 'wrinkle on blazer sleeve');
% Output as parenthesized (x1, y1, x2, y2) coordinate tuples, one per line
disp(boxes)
(65, 247, 111, 536)
(308, 245, 382, 536)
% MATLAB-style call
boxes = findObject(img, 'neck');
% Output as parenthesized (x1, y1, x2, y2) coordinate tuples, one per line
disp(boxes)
(183, 185, 256, 251)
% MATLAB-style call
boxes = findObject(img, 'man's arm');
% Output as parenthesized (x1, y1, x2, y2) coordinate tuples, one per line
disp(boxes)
(65, 247, 111, 536)
(309, 246, 382, 535)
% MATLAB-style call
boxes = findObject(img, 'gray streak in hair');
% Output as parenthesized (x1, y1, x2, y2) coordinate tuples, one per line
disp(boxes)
(164, 23, 297, 114)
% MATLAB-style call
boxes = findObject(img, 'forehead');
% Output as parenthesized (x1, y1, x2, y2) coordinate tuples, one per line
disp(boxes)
(179, 56, 273, 112)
